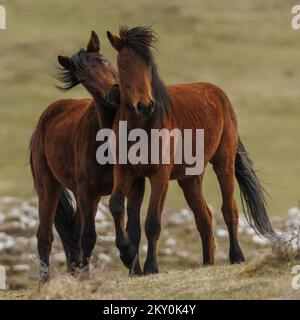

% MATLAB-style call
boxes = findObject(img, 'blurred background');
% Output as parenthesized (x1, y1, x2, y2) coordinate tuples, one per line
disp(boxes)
(0, 0, 300, 215)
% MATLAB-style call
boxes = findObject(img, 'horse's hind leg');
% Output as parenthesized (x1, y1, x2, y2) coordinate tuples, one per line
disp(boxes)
(76, 185, 99, 273)
(212, 149, 245, 264)
(66, 210, 81, 274)
(178, 176, 215, 265)
(36, 176, 61, 283)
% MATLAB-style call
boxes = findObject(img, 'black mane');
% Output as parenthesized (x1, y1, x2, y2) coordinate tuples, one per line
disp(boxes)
(119, 26, 157, 64)
(55, 49, 89, 91)
(119, 26, 171, 123)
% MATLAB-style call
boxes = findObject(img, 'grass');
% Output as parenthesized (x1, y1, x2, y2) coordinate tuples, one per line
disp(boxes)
(0, 255, 299, 300)
(1, 0, 300, 215)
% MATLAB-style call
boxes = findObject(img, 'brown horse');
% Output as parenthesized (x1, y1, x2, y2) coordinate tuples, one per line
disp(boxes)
(30, 31, 145, 283)
(107, 26, 276, 275)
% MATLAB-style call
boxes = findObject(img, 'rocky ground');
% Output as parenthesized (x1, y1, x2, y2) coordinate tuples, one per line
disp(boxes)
(0, 196, 300, 290)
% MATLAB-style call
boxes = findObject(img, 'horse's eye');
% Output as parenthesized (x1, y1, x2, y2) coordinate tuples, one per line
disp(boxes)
(119, 63, 126, 71)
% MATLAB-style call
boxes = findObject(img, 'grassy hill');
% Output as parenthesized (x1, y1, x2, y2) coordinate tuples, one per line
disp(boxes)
(0, 0, 300, 215)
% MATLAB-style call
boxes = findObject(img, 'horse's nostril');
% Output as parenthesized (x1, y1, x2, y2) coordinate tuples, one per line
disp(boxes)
(137, 102, 143, 112)
(149, 100, 155, 109)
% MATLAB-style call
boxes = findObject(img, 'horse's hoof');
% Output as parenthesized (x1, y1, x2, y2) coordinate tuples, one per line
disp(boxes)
(143, 261, 159, 275)
(203, 259, 215, 266)
(143, 268, 159, 276)
(39, 265, 50, 285)
(119, 243, 137, 269)
(38, 277, 49, 287)
(230, 246, 245, 264)
(230, 254, 245, 264)
(68, 261, 82, 276)
(129, 255, 143, 277)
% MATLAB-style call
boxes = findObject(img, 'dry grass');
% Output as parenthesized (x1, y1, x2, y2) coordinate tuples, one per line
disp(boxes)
(1, 254, 299, 300)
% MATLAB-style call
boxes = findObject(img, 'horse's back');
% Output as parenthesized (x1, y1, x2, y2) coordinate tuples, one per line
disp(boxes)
(167, 82, 238, 165)
(38, 98, 91, 126)
(31, 99, 93, 191)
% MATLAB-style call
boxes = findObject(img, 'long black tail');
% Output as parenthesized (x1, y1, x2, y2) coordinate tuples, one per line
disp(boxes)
(54, 189, 78, 254)
(29, 138, 77, 254)
(235, 138, 277, 240)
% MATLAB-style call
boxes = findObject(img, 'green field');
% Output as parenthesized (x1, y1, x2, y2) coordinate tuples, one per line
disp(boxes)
(0, 0, 300, 216)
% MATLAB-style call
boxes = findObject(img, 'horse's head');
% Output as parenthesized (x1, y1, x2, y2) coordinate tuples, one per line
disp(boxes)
(107, 26, 158, 118)
(57, 31, 118, 101)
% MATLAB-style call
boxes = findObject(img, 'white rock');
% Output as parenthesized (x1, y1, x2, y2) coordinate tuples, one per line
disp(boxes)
(95, 209, 107, 222)
(101, 235, 115, 242)
(245, 227, 255, 235)
(8, 208, 22, 220)
(12, 264, 31, 272)
(98, 253, 112, 263)
(20, 202, 38, 219)
(0, 233, 16, 251)
(252, 234, 269, 246)
(4, 237, 15, 250)
(163, 248, 172, 255)
(4, 221, 26, 230)
(96, 221, 111, 231)
(28, 237, 37, 246)
(0, 197, 17, 205)
(165, 238, 176, 247)
(216, 229, 228, 238)
(168, 209, 193, 225)
(238, 217, 250, 229)
(286, 207, 300, 230)
(288, 207, 300, 218)
(177, 250, 188, 258)
(0, 232, 8, 241)
(180, 209, 193, 219)
(53, 252, 66, 263)
(20, 215, 37, 229)
(98, 202, 110, 215)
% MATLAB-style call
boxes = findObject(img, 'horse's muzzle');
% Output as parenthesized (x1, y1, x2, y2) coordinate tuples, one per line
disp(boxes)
(136, 100, 155, 117)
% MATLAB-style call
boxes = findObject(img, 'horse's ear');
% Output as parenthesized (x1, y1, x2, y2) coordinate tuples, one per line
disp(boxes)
(58, 55, 74, 70)
(87, 30, 100, 52)
(107, 31, 123, 52)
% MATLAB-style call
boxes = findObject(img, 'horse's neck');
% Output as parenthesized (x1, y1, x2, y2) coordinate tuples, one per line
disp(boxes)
(92, 98, 115, 129)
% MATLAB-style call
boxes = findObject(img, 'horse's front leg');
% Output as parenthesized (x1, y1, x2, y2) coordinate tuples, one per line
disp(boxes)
(109, 166, 137, 269)
(143, 173, 169, 275)
(126, 177, 145, 276)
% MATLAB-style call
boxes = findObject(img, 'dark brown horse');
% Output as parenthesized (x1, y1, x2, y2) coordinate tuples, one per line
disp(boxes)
(30, 31, 145, 283)
(107, 26, 276, 275)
